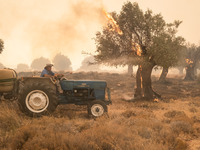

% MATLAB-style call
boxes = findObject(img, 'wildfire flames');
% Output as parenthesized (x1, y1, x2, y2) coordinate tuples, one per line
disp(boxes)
(139, 65, 143, 89)
(132, 42, 142, 56)
(185, 58, 194, 70)
(185, 59, 193, 64)
(102, 9, 123, 35)
(102, 9, 143, 57)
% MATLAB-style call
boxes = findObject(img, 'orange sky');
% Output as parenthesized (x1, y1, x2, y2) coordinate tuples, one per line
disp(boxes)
(0, 0, 200, 70)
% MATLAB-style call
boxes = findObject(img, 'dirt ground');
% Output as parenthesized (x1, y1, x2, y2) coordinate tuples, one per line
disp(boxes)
(0, 72, 200, 150)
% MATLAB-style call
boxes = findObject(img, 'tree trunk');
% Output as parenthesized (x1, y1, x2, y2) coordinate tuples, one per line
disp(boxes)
(127, 64, 133, 76)
(141, 63, 155, 99)
(134, 65, 142, 98)
(134, 63, 160, 100)
(159, 67, 168, 83)
(184, 64, 195, 80)
(194, 67, 198, 76)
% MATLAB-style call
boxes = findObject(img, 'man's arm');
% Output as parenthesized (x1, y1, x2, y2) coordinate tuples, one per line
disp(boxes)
(41, 69, 54, 77)
(54, 73, 64, 78)
(43, 74, 53, 77)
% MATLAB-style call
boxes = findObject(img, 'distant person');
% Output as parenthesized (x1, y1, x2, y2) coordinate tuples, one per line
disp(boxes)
(40, 64, 63, 93)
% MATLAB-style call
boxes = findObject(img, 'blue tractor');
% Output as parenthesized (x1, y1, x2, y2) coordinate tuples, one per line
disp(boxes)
(0, 69, 111, 117)
(18, 77, 111, 117)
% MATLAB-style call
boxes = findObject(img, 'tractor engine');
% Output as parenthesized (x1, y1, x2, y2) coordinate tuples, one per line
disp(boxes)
(60, 80, 107, 101)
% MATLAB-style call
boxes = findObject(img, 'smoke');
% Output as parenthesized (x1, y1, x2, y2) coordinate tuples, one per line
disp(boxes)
(16, 63, 30, 72)
(0, 63, 4, 69)
(78, 56, 100, 72)
(26, 0, 106, 58)
(0, 0, 106, 70)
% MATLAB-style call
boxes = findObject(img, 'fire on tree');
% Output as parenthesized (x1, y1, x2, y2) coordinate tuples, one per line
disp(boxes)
(184, 45, 200, 80)
(95, 2, 185, 100)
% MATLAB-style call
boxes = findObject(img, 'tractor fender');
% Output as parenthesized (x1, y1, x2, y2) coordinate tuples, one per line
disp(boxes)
(19, 77, 57, 93)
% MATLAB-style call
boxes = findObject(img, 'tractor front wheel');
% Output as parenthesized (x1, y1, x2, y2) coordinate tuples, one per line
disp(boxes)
(88, 100, 107, 117)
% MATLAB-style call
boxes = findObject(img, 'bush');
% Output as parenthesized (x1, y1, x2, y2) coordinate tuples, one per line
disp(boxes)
(171, 120, 193, 134)
(0, 102, 22, 133)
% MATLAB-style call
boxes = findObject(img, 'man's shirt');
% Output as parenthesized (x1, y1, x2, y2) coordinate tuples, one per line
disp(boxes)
(40, 69, 55, 77)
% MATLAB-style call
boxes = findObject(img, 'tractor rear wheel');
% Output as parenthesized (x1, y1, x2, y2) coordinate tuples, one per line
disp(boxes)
(88, 100, 107, 117)
(18, 82, 58, 117)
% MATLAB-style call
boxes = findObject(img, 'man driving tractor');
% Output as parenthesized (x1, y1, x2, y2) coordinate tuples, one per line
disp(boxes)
(41, 64, 64, 93)
(41, 64, 57, 77)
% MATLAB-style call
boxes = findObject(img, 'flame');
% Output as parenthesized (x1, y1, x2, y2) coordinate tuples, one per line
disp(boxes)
(185, 59, 193, 70)
(102, 9, 142, 57)
(132, 42, 142, 56)
(102, 9, 123, 35)
(139, 65, 143, 89)
(185, 59, 193, 64)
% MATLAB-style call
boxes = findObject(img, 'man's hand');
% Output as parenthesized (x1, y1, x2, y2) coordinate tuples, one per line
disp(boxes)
(44, 74, 53, 77)
(54, 74, 64, 78)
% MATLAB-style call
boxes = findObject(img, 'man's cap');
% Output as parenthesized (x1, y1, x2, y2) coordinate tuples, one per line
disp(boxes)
(45, 64, 54, 67)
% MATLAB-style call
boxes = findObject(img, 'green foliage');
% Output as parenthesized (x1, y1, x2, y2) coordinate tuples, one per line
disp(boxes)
(0, 39, 4, 54)
(177, 44, 200, 69)
(95, 2, 184, 68)
(185, 45, 200, 64)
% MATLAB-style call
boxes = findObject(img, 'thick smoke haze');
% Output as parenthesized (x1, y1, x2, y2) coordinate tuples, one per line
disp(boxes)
(0, 0, 106, 70)
(0, 0, 200, 71)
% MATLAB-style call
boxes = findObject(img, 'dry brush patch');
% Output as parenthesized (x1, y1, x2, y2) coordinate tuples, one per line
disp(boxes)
(0, 100, 190, 150)
(1, 73, 200, 149)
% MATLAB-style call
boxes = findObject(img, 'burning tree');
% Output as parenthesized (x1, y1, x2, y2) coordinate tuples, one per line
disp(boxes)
(94, 2, 184, 100)
(184, 45, 200, 80)
(0, 39, 4, 54)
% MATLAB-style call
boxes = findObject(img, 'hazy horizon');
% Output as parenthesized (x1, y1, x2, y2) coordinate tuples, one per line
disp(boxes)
(0, 0, 200, 70)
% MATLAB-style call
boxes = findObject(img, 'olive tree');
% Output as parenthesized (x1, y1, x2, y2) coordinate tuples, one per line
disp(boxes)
(78, 56, 100, 72)
(0, 39, 4, 68)
(94, 2, 184, 99)
(16, 63, 30, 72)
(184, 45, 200, 80)
(31, 57, 51, 71)
(0, 39, 4, 54)
(52, 53, 72, 71)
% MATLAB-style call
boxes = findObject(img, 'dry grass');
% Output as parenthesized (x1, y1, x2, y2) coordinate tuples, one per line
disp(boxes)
(197, 75, 200, 83)
(1, 72, 200, 150)
(0, 103, 185, 150)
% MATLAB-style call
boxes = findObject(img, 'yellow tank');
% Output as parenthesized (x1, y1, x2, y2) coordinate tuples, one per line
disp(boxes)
(0, 69, 17, 93)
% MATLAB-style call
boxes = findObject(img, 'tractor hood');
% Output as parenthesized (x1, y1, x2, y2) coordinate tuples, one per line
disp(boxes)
(60, 80, 107, 91)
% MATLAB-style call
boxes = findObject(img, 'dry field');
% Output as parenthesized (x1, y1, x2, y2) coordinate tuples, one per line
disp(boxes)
(1, 72, 200, 150)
